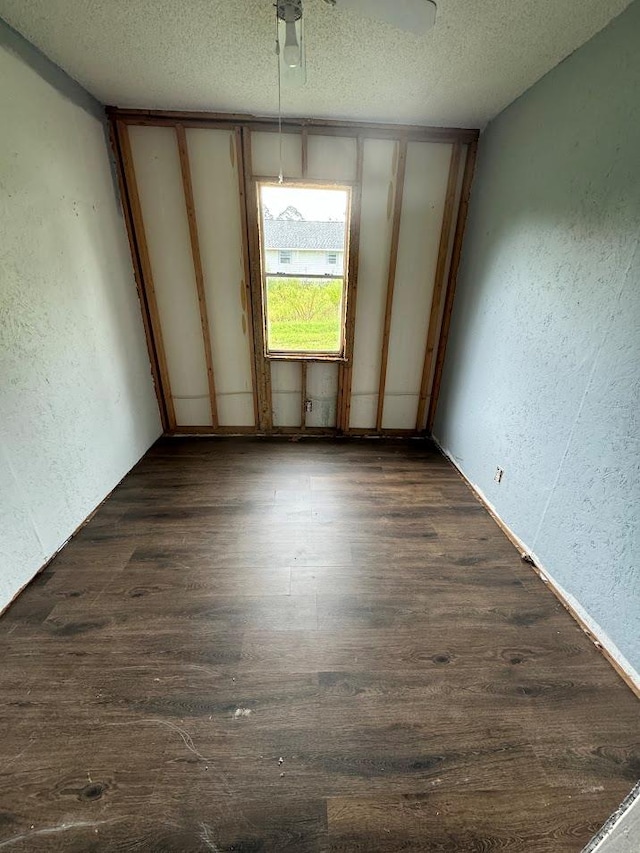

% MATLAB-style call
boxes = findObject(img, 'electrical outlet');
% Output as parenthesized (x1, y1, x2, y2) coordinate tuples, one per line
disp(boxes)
(494, 467, 504, 484)
(304, 400, 313, 413)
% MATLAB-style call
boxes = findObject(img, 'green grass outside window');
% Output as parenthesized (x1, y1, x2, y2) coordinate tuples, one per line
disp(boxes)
(266, 277, 343, 353)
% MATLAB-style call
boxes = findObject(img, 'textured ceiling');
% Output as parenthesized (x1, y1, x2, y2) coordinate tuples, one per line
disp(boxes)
(0, 0, 633, 127)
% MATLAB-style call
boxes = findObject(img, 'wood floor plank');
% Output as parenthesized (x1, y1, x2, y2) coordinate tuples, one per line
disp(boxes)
(327, 787, 611, 852)
(0, 438, 638, 851)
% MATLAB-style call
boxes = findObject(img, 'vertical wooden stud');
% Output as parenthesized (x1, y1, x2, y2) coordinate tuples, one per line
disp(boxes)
(109, 120, 169, 432)
(300, 361, 308, 430)
(241, 127, 273, 432)
(175, 124, 219, 429)
(235, 126, 260, 430)
(376, 136, 408, 432)
(416, 141, 462, 431)
(114, 120, 176, 430)
(427, 139, 479, 432)
(337, 136, 364, 433)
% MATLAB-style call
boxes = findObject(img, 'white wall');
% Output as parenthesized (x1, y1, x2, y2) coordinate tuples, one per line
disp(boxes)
(0, 26, 162, 610)
(434, 1, 640, 684)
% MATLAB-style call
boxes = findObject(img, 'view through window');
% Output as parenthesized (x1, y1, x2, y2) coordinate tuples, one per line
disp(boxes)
(259, 184, 350, 356)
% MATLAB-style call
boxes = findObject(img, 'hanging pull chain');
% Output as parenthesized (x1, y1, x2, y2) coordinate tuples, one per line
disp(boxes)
(275, 4, 284, 183)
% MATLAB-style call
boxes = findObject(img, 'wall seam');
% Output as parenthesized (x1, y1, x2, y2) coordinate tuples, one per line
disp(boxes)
(531, 237, 639, 552)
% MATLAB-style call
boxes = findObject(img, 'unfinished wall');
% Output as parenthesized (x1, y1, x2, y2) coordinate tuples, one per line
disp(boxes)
(0, 23, 161, 611)
(122, 119, 468, 434)
(434, 1, 640, 682)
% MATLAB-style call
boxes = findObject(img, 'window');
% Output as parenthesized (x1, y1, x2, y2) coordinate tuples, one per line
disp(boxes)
(259, 183, 350, 358)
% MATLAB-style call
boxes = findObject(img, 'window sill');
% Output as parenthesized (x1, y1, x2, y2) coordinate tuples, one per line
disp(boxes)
(265, 352, 347, 363)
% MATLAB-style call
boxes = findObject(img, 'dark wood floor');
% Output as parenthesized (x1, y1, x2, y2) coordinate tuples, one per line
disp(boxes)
(1, 438, 638, 852)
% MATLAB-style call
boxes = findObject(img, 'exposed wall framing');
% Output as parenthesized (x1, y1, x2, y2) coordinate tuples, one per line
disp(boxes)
(175, 124, 218, 428)
(234, 127, 260, 428)
(107, 107, 478, 438)
(427, 138, 479, 433)
(376, 137, 408, 432)
(112, 119, 176, 430)
(416, 141, 463, 431)
(242, 126, 273, 431)
(300, 361, 308, 431)
(337, 136, 364, 433)
(109, 121, 169, 432)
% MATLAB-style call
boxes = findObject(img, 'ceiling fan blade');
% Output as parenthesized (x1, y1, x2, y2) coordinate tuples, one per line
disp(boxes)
(332, 0, 437, 34)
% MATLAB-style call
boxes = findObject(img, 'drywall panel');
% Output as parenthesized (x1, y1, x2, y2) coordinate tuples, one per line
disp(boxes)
(348, 395, 377, 430)
(251, 131, 302, 178)
(129, 125, 211, 426)
(187, 128, 255, 426)
(382, 141, 452, 430)
(435, 0, 640, 675)
(306, 363, 339, 428)
(381, 395, 423, 430)
(306, 135, 358, 182)
(271, 361, 302, 428)
(0, 33, 161, 611)
(173, 397, 211, 427)
(349, 138, 396, 429)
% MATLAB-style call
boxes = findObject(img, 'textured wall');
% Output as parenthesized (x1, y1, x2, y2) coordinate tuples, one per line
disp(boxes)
(434, 1, 640, 678)
(0, 27, 161, 610)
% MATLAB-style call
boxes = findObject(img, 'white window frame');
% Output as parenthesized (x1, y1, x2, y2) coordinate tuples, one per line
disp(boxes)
(257, 181, 352, 361)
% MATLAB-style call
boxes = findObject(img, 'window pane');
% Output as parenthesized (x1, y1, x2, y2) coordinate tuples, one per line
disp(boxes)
(265, 276, 343, 353)
(259, 183, 350, 355)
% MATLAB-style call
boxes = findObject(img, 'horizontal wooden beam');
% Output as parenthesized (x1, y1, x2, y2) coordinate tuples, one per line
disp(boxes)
(347, 428, 421, 438)
(167, 426, 420, 438)
(105, 106, 480, 145)
(254, 176, 357, 187)
(170, 426, 257, 436)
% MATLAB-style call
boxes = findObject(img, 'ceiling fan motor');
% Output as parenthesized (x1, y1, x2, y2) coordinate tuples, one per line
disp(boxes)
(276, 1, 303, 23)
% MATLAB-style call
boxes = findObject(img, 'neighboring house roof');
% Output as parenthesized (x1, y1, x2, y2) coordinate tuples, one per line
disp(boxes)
(263, 220, 345, 251)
